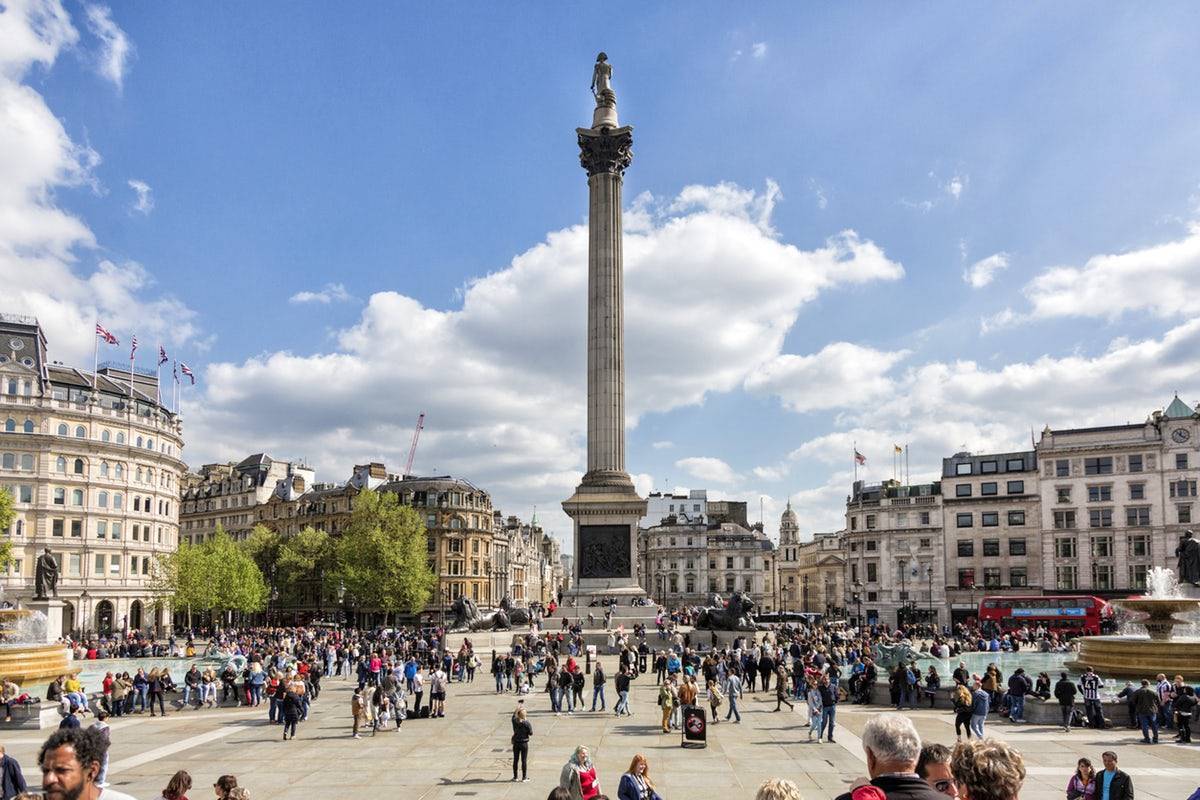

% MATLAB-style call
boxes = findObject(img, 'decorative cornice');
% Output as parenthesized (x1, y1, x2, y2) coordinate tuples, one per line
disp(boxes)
(576, 125, 634, 177)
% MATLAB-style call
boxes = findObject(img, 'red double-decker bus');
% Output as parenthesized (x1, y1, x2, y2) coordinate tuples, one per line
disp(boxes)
(978, 595, 1114, 636)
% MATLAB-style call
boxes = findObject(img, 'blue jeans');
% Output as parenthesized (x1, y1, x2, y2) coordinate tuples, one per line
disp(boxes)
(269, 697, 279, 722)
(251, 684, 263, 704)
(134, 686, 148, 712)
(591, 686, 606, 711)
(564, 688, 575, 712)
(183, 686, 197, 706)
(1009, 695, 1025, 722)
(821, 706, 837, 739)
(615, 690, 630, 715)
(1139, 713, 1159, 742)
(726, 696, 741, 722)
(970, 713, 986, 738)
(494, 673, 504, 692)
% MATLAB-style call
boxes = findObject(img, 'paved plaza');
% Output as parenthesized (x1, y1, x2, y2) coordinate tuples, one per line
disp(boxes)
(3, 659, 1197, 799)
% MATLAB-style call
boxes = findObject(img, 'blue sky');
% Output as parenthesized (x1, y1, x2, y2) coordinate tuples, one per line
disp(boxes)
(6, 2, 1200, 547)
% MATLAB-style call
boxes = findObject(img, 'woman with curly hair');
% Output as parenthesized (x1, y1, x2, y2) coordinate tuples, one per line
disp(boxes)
(950, 738, 1025, 800)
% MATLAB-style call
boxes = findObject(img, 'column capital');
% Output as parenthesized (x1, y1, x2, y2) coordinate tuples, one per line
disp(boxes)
(576, 126, 634, 177)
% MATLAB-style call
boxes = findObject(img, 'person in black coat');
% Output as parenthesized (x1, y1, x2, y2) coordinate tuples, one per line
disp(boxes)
(1099, 752, 1133, 800)
(510, 706, 532, 782)
(0, 745, 27, 800)
(1054, 672, 1077, 732)
(281, 688, 302, 740)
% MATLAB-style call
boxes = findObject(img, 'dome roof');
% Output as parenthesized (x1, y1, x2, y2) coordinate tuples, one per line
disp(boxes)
(780, 499, 798, 526)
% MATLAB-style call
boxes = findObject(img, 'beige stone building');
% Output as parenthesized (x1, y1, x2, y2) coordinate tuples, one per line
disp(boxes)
(942, 450, 1043, 624)
(181, 454, 315, 544)
(843, 479, 946, 627)
(794, 532, 847, 617)
(0, 314, 184, 635)
(638, 518, 777, 610)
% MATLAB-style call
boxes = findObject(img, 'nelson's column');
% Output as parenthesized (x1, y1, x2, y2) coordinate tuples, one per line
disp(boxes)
(562, 53, 648, 598)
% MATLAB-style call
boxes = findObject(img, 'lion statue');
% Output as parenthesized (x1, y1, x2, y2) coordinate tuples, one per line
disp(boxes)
(498, 596, 531, 626)
(695, 591, 760, 631)
(872, 641, 926, 670)
(449, 596, 511, 632)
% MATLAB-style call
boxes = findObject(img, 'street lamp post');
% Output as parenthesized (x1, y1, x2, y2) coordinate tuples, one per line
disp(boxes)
(802, 575, 809, 614)
(925, 565, 934, 627)
(899, 559, 907, 627)
(853, 580, 863, 628)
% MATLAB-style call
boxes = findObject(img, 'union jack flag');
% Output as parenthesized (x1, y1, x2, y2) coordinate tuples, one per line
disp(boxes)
(180, 362, 195, 384)
(158, 345, 168, 366)
(130, 335, 138, 358)
(95, 323, 118, 345)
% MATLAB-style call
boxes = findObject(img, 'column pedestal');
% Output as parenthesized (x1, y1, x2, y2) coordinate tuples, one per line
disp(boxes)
(27, 599, 65, 644)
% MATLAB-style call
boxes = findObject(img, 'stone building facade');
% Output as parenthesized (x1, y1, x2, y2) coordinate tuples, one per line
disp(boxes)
(843, 480, 946, 627)
(638, 519, 776, 611)
(942, 450, 1043, 624)
(794, 532, 847, 617)
(180, 454, 314, 544)
(0, 314, 184, 635)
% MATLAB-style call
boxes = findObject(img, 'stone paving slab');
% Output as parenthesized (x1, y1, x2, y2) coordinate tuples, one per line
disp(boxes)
(0, 660, 1195, 799)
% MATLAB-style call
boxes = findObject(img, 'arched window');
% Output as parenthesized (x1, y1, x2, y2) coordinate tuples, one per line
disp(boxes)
(98, 491, 108, 508)
(147, 468, 154, 483)
(15, 520, 22, 536)
(71, 489, 83, 506)
(136, 436, 143, 448)
(73, 458, 84, 475)
(22, 419, 33, 434)
(19, 454, 33, 471)
(74, 426, 85, 438)
(133, 497, 141, 512)
(146, 438, 153, 450)
(113, 493, 123, 510)
(53, 488, 64, 505)
(22, 381, 30, 397)
(115, 463, 124, 479)
(57, 423, 68, 436)
(450, 518, 462, 530)
(101, 430, 110, 442)
(136, 467, 143, 483)
(55, 456, 66, 473)
(3, 419, 13, 433)
(116, 432, 125, 445)
(100, 461, 109, 477)
(1, 454, 13, 469)
(144, 496, 152, 513)
(6, 379, 15, 394)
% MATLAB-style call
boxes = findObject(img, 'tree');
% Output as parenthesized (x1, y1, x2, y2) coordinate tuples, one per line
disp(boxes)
(0, 488, 15, 570)
(151, 540, 215, 628)
(334, 489, 435, 619)
(152, 526, 267, 626)
(241, 524, 282, 611)
(276, 526, 333, 609)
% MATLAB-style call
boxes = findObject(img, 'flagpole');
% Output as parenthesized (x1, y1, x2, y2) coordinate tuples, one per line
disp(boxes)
(853, 441, 858, 484)
(905, 444, 910, 486)
(92, 329, 99, 390)
(156, 355, 162, 407)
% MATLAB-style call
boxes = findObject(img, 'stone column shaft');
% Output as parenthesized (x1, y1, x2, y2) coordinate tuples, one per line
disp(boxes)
(587, 170, 625, 475)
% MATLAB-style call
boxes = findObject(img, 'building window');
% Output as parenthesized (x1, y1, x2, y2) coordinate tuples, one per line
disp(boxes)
(724, 575, 735, 593)
(94, 554, 104, 576)
(1128, 534, 1149, 557)
(866, 563, 878, 583)
(1056, 565, 1078, 590)
(53, 488, 64, 505)
(850, 517, 858, 530)
(1092, 564, 1114, 590)
(73, 458, 84, 474)
(865, 515, 876, 530)
(1009, 567, 1028, 587)
(850, 563, 858, 583)
(55, 456, 66, 473)
(1125, 507, 1150, 527)
(1128, 563, 1148, 591)
(981, 482, 998, 496)
(109, 555, 120, 575)
(70, 489, 83, 506)
(955, 484, 971, 497)
(982, 539, 1000, 556)
(957, 568, 975, 588)
(1055, 537, 1077, 558)
(1056, 487, 1071, 503)
(742, 556, 751, 569)
(1084, 457, 1113, 475)
(1007, 480, 1024, 494)
(111, 522, 121, 539)
(1056, 460, 1070, 477)
(956, 513, 972, 528)
(1053, 510, 1076, 529)
(1088, 508, 1113, 528)
(52, 519, 63, 537)
(1087, 485, 1112, 502)
(957, 540, 974, 557)
(955, 463, 971, 475)
(1129, 483, 1145, 500)
(1007, 510, 1026, 526)
(1009, 538, 1026, 556)
(1091, 535, 1114, 558)
(981, 512, 999, 527)
(865, 540, 877, 551)
(1128, 454, 1143, 473)
(1170, 480, 1198, 498)
(983, 567, 1001, 588)
(1180, 505, 1193, 524)
(919, 537, 931, 548)
(919, 512, 930, 525)
(725, 557, 733, 569)
(980, 461, 998, 474)
(1005, 458, 1025, 471)
(1178, 453, 1189, 470)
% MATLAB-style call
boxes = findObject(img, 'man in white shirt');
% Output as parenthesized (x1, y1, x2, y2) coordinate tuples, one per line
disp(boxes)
(430, 667, 448, 718)
(39, 726, 139, 800)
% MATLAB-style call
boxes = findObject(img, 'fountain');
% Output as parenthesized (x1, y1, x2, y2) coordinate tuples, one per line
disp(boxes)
(0, 608, 75, 688)
(1068, 567, 1200, 680)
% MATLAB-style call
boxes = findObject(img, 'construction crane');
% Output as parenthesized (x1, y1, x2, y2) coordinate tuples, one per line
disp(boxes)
(404, 412, 425, 477)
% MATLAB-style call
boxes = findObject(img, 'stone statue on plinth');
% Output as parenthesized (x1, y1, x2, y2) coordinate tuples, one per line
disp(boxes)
(695, 592, 760, 631)
(34, 548, 59, 600)
(590, 52, 614, 105)
(1177, 530, 1200, 585)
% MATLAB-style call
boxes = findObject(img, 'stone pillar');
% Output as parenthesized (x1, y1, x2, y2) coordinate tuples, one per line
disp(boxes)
(563, 55, 647, 599)
(27, 599, 65, 644)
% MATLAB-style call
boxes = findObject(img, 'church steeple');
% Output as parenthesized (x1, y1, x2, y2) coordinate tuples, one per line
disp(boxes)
(779, 498, 799, 545)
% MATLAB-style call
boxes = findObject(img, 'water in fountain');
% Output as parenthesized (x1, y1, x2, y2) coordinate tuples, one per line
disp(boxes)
(10, 611, 48, 644)
(1146, 565, 1182, 599)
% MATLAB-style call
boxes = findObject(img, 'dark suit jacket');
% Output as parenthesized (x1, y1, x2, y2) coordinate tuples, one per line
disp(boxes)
(1102, 769, 1134, 800)
(0, 753, 27, 800)
(834, 774, 946, 800)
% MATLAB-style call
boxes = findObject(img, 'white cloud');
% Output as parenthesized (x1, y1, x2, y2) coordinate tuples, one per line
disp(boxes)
(183, 181, 904, 545)
(675, 457, 739, 485)
(0, 1, 200, 367)
(810, 179, 828, 210)
(745, 342, 908, 413)
(979, 307, 1026, 334)
(752, 464, 788, 482)
(651, 441, 674, 450)
(1021, 222, 1200, 321)
(289, 283, 353, 305)
(127, 178, 153, 214)
(751, 42, 768, 60)
(944, 172, 968, 200)
(963, 252, 1009, 289)
(82, 4, 131, 90)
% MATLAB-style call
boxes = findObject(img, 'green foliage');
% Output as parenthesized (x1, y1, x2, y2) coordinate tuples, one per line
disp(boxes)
(0, 487, 16, 570)
(334, 489, 435, 615)
(153, 526, 268, 615)
(275, 526, 333, 607)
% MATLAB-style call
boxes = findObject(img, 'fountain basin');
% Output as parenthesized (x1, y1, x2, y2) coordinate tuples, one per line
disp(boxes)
(0, 643, 75, 687)
(1067, 635, 1200, 680)
(1114, 597, 1199, 641)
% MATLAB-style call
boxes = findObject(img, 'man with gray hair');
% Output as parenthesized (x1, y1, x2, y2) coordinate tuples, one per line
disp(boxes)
(834, 713, 946, 800)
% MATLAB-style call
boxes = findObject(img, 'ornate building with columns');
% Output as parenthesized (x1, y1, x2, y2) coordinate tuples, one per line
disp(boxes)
(0, 314, 184, 635)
